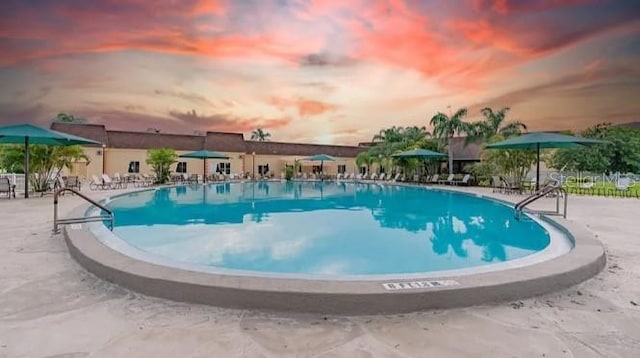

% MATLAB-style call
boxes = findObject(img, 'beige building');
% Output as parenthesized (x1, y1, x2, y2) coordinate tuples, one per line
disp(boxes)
(51, 123, 365, 180)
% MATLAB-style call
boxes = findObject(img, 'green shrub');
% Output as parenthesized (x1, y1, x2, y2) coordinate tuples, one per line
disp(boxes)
(284, 166, 294, 180)
(146, 148, 177, 184)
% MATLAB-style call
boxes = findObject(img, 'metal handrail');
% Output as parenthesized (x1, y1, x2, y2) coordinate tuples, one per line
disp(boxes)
(53, 188, 114, 234)
(515, 183, 568, 219)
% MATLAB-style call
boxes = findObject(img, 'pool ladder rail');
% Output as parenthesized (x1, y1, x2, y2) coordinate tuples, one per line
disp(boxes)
(53, 188, 114, 234)
(515, 183, 567, 220)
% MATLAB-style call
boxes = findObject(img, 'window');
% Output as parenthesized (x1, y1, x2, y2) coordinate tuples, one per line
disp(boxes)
(257, 164, 269, 175)
(312, 165, 322, 173)
(216, 162, 231, 175)
(176, 162, 187, 173)
(360, 166, 367, 175)
(128, 161, 140, 173)
(338, 165, 346, 174)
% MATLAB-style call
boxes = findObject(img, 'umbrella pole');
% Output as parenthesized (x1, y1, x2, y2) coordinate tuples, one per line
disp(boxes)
(203, 159, 206, 184)
(536, 143, 540, 191)
(24, 137, 29, 199)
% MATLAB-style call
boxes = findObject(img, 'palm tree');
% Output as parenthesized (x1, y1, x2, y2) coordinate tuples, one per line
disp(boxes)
(251, 128, 271, 141)
(430, 107, 469, 175)
(372, 126, 404, 143)
(401, 126, 430, 146)
(356, 151, 374, 174)
(467, 107, 527, 142)
(55, 112, 86, 123)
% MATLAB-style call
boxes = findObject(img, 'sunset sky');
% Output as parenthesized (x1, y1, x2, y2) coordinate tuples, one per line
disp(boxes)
(1, 0, 639, 145)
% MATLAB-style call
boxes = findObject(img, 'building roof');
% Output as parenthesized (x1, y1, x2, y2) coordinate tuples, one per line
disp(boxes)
(107, 131, 205, 151)
(619, 121, 640, 129)
(246, 140, 365, 157)
(50, 123, 365, 157)
(50, 123, 108, 146)
(204, 132, 247, 152)
(448, 137, 482, 161)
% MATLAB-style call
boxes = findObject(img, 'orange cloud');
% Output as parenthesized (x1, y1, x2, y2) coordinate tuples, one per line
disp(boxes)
(166, 109, 293, 133)
(268, 97, 338, 116)
(344, 1, 453, 76)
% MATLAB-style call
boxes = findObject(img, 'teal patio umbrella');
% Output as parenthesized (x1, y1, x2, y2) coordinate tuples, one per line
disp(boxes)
(0, 124, 101, 198)
(391, 148, 446, 159)
(179, 150, 229, 183)
(392, 148, 445, 177)
(303, 154, 336, 173)
(486, 132, 607, 190)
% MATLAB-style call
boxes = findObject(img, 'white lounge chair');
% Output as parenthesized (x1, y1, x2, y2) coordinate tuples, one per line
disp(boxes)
(451, 174, 471, 186)
(439, 174, 454, 185)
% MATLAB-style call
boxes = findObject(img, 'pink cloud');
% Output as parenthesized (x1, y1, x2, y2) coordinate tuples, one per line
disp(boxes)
(268, 97, 338, 116)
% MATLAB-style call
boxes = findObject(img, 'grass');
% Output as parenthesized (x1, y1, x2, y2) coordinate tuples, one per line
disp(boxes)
(563, 182, 639, 197)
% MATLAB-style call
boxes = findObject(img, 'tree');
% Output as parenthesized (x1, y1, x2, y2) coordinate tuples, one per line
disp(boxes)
(481, 134, 536, 185)
(429, 107, 469, 175)
(251, 128, 271, 141)
(356, 151, 375, 174)
(466, 107, 526, 143)
(358, 125, 439, 176)
(549, 123, 640, 174)
(0, 144, 89, 192)
(55, 112, 86, 124)
(146, 148, 177, 184)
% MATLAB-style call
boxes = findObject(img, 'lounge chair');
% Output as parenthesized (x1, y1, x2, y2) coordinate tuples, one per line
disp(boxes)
(89, 175, 106, 190)
(101, 174, 118, 189)
(491, 176, 504, 193)
(427, 174, 439, 184)
(369, 173, 378, 181)
(185, 174, 198, 184)
(451, 174, 471, 186)
(439, 174, 454, 185)
(66, 176, 81, 191)
(0, 177, 16, 199)
(390, 173, 401, 182)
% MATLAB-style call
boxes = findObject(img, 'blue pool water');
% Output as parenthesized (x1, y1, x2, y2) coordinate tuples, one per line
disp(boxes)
(101, 182, 554, 276)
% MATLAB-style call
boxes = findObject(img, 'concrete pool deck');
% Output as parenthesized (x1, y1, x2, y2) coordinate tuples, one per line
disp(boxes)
(1, 187, 639, 357)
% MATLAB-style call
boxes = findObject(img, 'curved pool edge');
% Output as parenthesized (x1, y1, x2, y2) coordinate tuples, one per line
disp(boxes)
(63, 190, 606, 315)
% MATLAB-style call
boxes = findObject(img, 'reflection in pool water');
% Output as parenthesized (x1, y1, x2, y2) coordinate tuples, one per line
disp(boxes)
(103, 182, 551, 275)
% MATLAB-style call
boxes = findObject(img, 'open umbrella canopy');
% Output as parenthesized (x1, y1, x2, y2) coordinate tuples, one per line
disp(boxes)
(0, 123, 101, 198)
(178, 150, 229, 159)
(485, 132, 608, 190)
(391, 148, 446, 159)
(0, 124, 101, 146)
(179, 150, 229, 184)
(303, 154, 336, 162)
(485, 132, 606, 150)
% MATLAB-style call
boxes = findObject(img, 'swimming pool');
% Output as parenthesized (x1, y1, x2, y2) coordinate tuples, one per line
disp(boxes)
(93, 181, 572, 278)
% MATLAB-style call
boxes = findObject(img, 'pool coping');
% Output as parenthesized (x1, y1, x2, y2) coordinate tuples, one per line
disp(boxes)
(63, 185, 606, 315)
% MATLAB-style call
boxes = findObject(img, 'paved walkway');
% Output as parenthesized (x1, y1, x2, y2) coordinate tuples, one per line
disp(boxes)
(0, 187, 638, 357)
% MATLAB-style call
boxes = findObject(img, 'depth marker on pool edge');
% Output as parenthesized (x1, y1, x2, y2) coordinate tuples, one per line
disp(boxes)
(382, 280, 460, 291)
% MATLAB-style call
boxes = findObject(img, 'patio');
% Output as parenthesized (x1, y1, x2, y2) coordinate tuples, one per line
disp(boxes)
(0, 187, 638, 357)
